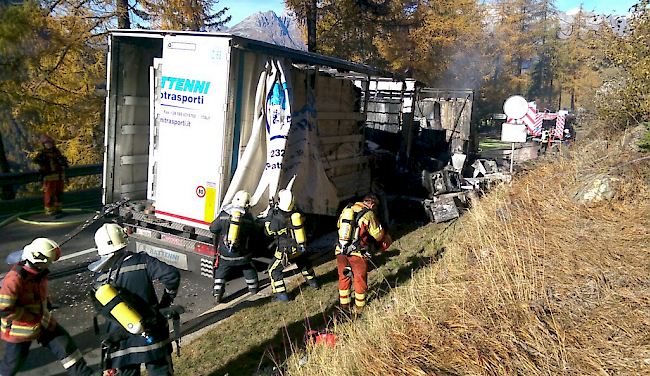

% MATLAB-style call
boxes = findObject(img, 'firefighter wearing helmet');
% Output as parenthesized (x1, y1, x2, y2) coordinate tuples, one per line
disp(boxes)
(89, 223, 180, 375)
(33, 135, 68, 215)
(335, 194, 392, 313)
(0, 238, 94, 376)
(263, 189, 319, 302)
(209, 190, 259, 303)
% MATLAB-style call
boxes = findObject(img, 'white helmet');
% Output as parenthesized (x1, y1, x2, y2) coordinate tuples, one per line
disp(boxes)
(277, 189, 294, 211)
(23, 238, 60, 265)
(95, 223, 129, 256)
(232, 190, 251, 208)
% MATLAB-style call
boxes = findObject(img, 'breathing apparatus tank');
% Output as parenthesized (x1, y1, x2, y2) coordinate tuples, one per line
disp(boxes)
(338, 207, 355, 249)
(94, 284, 153, 343)
(226, 210, 242, 250)
(291, 212, 307, 252)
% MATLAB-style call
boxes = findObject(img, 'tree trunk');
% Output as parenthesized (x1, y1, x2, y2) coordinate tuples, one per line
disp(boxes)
(116, 0, 130, 29)
(306, 0, 316, 52)
(0, 133, 16, 200)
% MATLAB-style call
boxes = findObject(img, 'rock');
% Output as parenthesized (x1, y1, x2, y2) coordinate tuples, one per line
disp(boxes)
(570, 173, 620, 204)
(620, 124, 648, 152)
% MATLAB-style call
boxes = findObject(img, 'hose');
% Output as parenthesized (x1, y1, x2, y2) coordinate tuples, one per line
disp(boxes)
(0, 208, 99, 228)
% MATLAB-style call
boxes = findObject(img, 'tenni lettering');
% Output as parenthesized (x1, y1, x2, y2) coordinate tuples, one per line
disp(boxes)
(160, 76, 211, 105)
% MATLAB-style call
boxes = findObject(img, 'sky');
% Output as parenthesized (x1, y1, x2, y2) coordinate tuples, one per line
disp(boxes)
(553, 0, 638, 15)
(219, 0, 286, 27)
(218, 0, 639, 28)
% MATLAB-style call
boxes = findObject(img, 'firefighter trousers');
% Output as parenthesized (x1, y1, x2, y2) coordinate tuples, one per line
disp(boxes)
(336, 254, 368, 308)
(213, 260, 259, 299)
(268, 250, 316, 294)
(0, 324, 93, 376)
(43, 178, 64, 215)
(118, 354, 173, 376)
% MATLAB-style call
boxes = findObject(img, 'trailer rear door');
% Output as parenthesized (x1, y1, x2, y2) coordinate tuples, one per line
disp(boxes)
(150, 35, 232, 229)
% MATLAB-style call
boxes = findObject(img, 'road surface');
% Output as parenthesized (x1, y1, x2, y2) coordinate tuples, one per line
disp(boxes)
(0, 208, 336, 375)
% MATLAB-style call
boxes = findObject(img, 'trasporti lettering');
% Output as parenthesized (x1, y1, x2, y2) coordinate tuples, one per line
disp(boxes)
(160, 76, 210, 105)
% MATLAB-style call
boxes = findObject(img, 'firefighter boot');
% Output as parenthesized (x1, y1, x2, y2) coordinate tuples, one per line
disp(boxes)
(273, 292, 289, 302)
(214, 289, 224, 304)
(306, 278, 320, 290)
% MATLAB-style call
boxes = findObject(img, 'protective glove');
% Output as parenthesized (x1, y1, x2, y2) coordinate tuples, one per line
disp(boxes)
(381, 234, 393, 251)
(46, 300, 60, 311)
(158, 292, 173, 309)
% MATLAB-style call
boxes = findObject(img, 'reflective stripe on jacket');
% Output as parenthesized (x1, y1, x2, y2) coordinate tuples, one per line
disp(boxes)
(34, 147, 67, 180)
(335, 202, 387, 257)
(209, 205, 255, 264)
(0, 263, 56, 343)
(264, 209, 300, 253)
(94, 252, 180, 368)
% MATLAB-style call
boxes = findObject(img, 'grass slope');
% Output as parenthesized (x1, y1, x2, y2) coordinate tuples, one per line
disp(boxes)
(174, 222, 450, 375)
(175, 133, 650, 376)
(287, 136, 650, 375)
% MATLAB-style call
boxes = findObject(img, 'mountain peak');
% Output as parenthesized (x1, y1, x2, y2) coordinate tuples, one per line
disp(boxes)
(226, 11, 306, 51)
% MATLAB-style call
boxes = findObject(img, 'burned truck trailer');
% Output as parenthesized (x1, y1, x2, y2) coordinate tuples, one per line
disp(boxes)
(361, 79, 476, 195)
(102, 30, 395, 278)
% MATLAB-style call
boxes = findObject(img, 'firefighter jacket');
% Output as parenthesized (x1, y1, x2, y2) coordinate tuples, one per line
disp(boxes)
(264, 208, 301, 255)
(33, 147, 68, 181)
(0, 262, 56, 343)
(335, 202, 388, 257)
(209, 204, 256, 265)
(93, 252, 180, 369)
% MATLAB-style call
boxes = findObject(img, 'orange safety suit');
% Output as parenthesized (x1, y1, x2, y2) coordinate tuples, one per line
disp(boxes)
(33, 146, 68, 215)
(335, 202, 391, 310)
(0, 262, 93, 375)
(0, 263, 56, 342)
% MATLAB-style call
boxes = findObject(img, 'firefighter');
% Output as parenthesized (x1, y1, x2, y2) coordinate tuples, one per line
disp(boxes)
(33, 135, 68, 215)
(264, 189, 319, 301)
(336, 194, 392, 313)
(90, 223, 180, 376)
(209, 190, 259, 303)
(0, 238, 94, 376)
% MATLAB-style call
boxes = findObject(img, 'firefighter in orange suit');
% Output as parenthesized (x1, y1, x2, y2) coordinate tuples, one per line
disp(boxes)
(33, 135, 68, 215)
(335, 194, 392, 312)
(0, 238, 94, 376)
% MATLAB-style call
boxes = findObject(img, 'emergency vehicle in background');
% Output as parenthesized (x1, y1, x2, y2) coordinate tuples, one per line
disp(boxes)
(102, 30, 397, 278)
(505, 100, 573, 142)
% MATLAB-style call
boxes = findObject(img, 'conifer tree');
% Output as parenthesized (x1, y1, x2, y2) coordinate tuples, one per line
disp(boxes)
(141, 0, 231, 31)
(597, 0, 650, 127)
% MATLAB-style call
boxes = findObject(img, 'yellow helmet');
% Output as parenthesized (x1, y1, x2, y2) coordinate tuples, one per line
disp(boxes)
(95, 223, 129, 256)
(23, 238, 61, 265)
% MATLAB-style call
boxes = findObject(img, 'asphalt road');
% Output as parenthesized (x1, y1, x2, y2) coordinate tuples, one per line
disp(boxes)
(0, 208, 337, 376)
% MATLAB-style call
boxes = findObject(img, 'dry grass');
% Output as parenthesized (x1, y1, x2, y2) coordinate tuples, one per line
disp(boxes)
(287, 135, 650, 375)
(173, 220, 450, 375)
(174, 130, 650, 376)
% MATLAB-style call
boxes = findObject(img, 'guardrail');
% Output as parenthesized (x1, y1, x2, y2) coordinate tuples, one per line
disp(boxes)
(0, 164, 103, 215)
(0, 163, 103, 186)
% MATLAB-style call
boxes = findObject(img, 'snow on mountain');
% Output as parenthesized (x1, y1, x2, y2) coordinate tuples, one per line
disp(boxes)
(225, 11, 306, 51)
